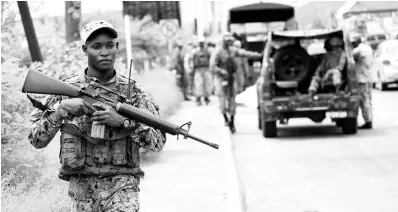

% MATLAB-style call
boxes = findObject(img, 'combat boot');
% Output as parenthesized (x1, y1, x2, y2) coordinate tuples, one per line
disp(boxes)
(196, 97, 202, 106)
(359, 122, 372, 129)
(229, 115, 236, 134)
(204, 97, 210, 105)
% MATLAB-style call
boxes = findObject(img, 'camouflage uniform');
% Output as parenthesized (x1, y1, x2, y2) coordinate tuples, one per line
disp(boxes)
(172, 47, 189, 99)
(184, 48, 196, 96)
(28, 69, 166, 212)
(308, 48, 347, 93)
(210, 47, 261, 115)
(353, 42, 374, 123)
(192, 47, 212, 99)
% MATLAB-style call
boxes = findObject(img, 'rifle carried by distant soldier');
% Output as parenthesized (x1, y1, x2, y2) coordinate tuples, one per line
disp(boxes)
(22, 69, 219, 150)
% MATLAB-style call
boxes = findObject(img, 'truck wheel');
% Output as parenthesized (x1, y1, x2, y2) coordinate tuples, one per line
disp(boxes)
(273, 45, 311, 82)
(341, 118, 358, 134)
(262, 121, 277, 138)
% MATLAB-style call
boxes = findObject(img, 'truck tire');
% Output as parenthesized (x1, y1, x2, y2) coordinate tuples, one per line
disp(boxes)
(262, 121, 277, 138)
(273, 45, 311, 82)
(341, 118, 358, 134)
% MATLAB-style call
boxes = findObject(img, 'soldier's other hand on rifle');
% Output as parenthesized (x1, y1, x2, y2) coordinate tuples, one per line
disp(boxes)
(59, 98, 95, 118)
(91, 102, 127, 128)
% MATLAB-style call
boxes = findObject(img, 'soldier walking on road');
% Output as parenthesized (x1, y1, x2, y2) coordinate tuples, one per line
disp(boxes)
(210, 33, 262, 133)
(27, 20, 166, 211)
(172, 41, 190, 100)
(184, 42, 197, 96)
(351, 33, 374, 129)
(192, 37, 212, 105)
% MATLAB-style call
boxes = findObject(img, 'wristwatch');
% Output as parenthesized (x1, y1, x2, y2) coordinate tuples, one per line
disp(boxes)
(121, 118, 131, 129)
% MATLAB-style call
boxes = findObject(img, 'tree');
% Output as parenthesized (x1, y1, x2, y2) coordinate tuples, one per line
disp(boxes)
(17, 1, 43, 62)
(65, 1, 81, 43)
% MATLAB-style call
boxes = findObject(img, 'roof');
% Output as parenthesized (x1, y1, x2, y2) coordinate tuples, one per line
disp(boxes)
(229, 3, 294, 24)
(272, 29, 343, 39)
(346, 1, 398, 15)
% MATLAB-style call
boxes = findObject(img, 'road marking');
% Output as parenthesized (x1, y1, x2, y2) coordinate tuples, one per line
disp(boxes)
(222, 127, 245, 212)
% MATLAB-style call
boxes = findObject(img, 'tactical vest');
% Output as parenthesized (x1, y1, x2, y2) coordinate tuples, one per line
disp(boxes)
(57, 79, 142, 181)
(193, 49, 211, 69)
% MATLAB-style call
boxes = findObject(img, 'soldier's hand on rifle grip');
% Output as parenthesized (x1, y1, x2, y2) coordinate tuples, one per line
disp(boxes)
(91, 102, 126, 128)
(58, 98, 95, 118)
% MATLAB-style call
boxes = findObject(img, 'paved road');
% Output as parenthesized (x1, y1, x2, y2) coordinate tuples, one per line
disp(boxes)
(233, 88, 398, 212)
(140, 98, 228, 212)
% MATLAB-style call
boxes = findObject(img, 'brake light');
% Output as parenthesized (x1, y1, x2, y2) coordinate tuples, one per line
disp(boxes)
(383, 60, 390, 65)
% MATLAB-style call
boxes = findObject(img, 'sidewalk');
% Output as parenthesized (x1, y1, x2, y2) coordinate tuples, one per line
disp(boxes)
(139, 97, 229, 212)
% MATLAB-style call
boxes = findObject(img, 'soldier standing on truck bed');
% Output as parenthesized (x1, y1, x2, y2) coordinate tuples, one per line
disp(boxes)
(350, 33, 374, 129)
(210, 33, 262, 133)
(308, 36, 347, 95)
(192, 36, 212, 106)
(27, 20, 166, 211)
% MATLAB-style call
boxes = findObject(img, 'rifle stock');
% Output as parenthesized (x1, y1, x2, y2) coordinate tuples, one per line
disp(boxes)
(22, 70, 219, 150)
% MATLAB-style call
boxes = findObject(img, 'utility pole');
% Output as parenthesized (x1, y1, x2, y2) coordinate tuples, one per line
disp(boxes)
(65, 1, 81, 43)
(17, 1, 43, 62)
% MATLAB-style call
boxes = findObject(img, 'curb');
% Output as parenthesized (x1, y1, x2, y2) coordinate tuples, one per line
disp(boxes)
(222, 127, 245, 212)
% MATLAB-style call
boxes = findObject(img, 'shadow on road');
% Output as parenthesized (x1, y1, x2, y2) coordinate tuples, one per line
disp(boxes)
(275, 124, 346, 140)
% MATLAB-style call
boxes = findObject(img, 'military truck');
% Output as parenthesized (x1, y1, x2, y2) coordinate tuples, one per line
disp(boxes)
(256, 29, 361, 137)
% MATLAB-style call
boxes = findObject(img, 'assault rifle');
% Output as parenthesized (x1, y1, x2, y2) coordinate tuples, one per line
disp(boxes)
(21, 69, 219, 150)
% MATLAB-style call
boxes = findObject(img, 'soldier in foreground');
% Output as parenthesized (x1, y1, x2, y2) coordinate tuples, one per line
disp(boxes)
(351, 33, 374, 129)
(28, 20, 166, 211)
(192, 37, 212, 105)
(308, 36, 347, 95)
(210, 33, 262, 133)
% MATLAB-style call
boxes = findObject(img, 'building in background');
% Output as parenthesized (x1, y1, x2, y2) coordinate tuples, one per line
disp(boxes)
(295, 1, 398, 36)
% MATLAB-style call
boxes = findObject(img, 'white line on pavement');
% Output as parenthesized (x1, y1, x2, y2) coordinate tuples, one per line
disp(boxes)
(222, 127, 245, 212)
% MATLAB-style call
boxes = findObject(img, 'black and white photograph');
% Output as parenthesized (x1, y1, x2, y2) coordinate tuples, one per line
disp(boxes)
(1, 1, 398, 211)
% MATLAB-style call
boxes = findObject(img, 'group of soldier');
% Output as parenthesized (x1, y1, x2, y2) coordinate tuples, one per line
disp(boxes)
(308, 32, 374, 129)
(171, 33, 262, 133)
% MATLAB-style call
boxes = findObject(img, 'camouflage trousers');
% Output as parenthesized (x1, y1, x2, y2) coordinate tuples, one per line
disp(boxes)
(176, 72, 188, 98)
(214, 77, 238, 115)
(358, 82, 373, 122)
(68, 175, 140, 212)
(308, 69, 342, 92)
(193, 68, 212, 98)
